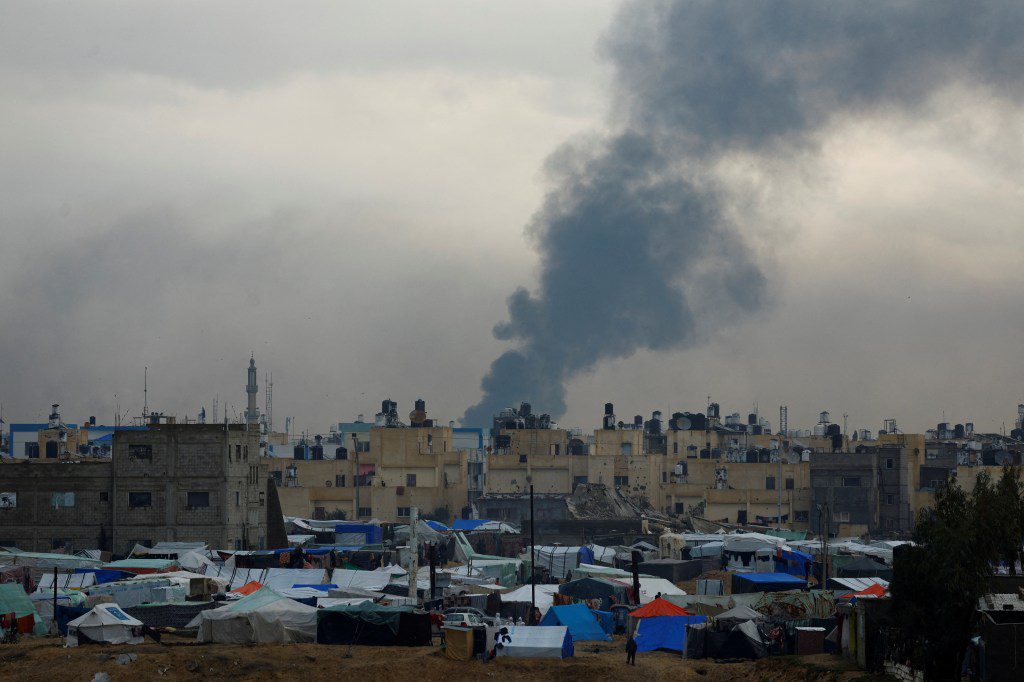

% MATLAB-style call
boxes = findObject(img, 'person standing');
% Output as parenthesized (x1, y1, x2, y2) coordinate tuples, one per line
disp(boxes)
(626, 634, 638, 666)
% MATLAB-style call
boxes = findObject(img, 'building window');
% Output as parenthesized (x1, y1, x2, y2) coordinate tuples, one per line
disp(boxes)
(834, 511, 851, 523)
(313, 506, 326, 520)
(271, 470, 283, 484)
(885, 458, 894, 469)
(551, 444, 561, 456)
(662, 471, 668, 484)
(99, 492, 109, 502)
(0, 492, 16, 509)
(674, 502, 686, 514)
(235, 491, 241, 506)
(335, 475, 346, 488)
(614, 475, 629, 487)
(765, 477, 776, 491)
(128, 491, 153, 508)
(397, 507, 411, 518)
(186, 491, 210, 508)
(127, 444, 152, 461)
(885, 518, 894, 529)
(426, 434, 433, 453)
(244, 445, 249, 460)
(259, 491, 264, 506)
(885, 493, 895, 506)
(358, 507, 372, 518)
(25, 442, 39, 458)
(52, 539, 72, 551)
(842, 476, 861, 487)
(620, 442, 633, 456)
(406, 474, 417, 487)
(673, 442, 679, 455)
(51, 492, 75, 508)
(794, 510, 809, 522)
(235, 444, 242, 460)
(356, 441, 370, 453)
(785, 478, 794, 490)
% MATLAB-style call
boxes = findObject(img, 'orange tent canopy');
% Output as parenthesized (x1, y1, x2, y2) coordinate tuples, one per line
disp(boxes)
(232, 581, 263, 596)
(629, 597, 691, 618)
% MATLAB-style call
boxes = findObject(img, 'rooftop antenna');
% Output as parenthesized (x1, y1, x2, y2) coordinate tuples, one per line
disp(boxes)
(266, 372, 273, 433)
(843, 413, 848, 437)
(143, 366, 148, 420)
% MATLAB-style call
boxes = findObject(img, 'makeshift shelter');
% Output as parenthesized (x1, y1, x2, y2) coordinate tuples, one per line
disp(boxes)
(685, 619, 769, 660)
(634, 615, 707, 652)
(330, 568, 392, 592)
(66, 604, 143, 646)
(316, 602, 432, 646)
(539, 603, 611, 641)
(558, 577, 630, 610)
(0, 583, 47, 635)
(639, 558, 703, 582)
(775, 548, 815, 578)
(630, 598, 691, 618)
(534, 546, 595, 580)
(731, 572, 806, 594)
(229, 581, 263, 597)
(101, 558, 180, 575)
(189, 587, 318, 644)
(715, 605, 763, 622)
(835, 556, 893, 581)
(635, 577, 686, 604)
(494, 625, 573, 659)
(334, 522, 384, 546)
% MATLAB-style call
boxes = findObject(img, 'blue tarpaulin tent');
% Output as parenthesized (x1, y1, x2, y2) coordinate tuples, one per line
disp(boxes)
(775, 548, 814, 577)
(74, 568, 131, 584)
(539, 603, 612, 642)
(591, 609, 615, 635)
(731, 572, 807, 594)
(334, 523, 383, 545)
(635, 615, 708, 652)
(452, 519, 489, 531)
(424, 520, 450, 532)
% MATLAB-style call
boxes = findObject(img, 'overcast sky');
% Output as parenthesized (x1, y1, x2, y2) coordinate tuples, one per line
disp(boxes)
(2, 1, 1023, 437)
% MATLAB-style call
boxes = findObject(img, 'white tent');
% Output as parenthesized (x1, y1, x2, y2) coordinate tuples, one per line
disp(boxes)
(228, 567, 327, 591)
(66, 604, 143, 647)
(495, 625, 572, 658)
(330, 568, 391, 592)
(635, 577, 686, 604)
(188, 587, 318, 644)
(500, 584, 559, 615)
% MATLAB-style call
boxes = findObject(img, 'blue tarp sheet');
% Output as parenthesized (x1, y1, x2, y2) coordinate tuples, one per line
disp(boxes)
(424, 520, 450, 532)
(732, 572, 807, 594)
(334, 523, 383, 544)
(452, 519, 488, 531)
(578, 546, 595, 566)
(591, 609, 615, 635)
(539, 603, 612, 642)
(635, 615, 708, 652)
(292, 584, 335, 591)
(54, 605, 90, 635)
(775, 549, 814, 577)
(75, 568, 131, 584)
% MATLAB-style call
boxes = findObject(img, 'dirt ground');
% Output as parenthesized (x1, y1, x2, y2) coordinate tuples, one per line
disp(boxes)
(0, 636, 887, 681)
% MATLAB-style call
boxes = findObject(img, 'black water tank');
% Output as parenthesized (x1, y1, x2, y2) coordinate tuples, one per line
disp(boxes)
(310, 445, 324, 460)
(415, 398, 426, 412)
(954, 424, 965, 439)
(748, 413, 757, 425)
(634, 415, 643, 427)
(604, 403, 614, 416)
(293, 445, 305, 460)
(520, 402, 532, 416)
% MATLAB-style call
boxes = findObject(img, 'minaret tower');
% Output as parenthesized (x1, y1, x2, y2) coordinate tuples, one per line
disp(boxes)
(245, 354, 260, 425)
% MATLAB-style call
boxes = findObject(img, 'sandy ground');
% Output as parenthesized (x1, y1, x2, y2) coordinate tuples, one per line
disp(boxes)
(0, 635, 885, 681)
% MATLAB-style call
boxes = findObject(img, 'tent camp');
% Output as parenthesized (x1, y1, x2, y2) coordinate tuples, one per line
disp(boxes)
(0, 583, 47, 635)
(189, 587, 318, 644)
(835, 556, 893, 581)
(501, 583, 559, 615)
(316, 602, 432, 646)
(66, 604, 143, 646)
(539, 603, 611, 642)
(494, 625, 573, 659)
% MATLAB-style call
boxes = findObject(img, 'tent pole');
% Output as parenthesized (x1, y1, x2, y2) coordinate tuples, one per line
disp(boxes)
(53, 566, 58, 633)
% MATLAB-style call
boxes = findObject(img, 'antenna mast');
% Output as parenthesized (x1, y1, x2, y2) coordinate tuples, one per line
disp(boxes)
(143, 366, 148, 421)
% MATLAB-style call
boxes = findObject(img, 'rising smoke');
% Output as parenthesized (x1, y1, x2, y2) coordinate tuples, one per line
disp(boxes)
(463, 0, 1024, 425)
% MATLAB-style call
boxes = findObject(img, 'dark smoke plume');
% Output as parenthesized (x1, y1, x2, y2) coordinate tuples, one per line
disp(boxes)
(464, 0, 1024, 425)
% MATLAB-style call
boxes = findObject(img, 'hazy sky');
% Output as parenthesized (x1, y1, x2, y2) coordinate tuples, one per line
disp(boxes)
(3, 2, 1023, 437)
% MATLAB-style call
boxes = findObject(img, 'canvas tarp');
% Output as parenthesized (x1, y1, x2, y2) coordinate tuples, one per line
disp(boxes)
(0, 583, 47, 635)
(67, 604, 143, 646)
(631, 598, 690, 618)
(330, 568, 391, 592)
(535, 547, 594, 580)
(501, 583, 558, 615)
(189, 587, 318, 644)
(635, 615, 707, 652)
(715, 605, 763, 621)
(316, 603, 432, 646)
(229, 568, 327, 591)
(495, 625, 573, 658)
(539, 603, 611, 642)
(635, 577, 686, 604)
(36, 572, 96, 591)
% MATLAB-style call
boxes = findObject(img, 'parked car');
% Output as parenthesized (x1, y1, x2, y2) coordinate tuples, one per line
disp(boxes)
(443, 612, 484, 627)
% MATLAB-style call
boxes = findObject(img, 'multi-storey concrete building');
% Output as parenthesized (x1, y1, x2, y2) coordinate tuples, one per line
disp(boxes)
(0, 423, 269, 554)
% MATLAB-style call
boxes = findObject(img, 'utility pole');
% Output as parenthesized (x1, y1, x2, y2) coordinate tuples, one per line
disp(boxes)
(530, 484, 536, 622)
(352, 434, 361, 521)
(408, 506, 419, 600)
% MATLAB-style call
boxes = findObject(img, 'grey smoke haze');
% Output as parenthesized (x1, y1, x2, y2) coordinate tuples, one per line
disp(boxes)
(463, 0, 1024, 425)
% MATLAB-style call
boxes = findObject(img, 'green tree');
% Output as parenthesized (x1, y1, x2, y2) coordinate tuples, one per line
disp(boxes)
(891, 466, 1023, 680)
